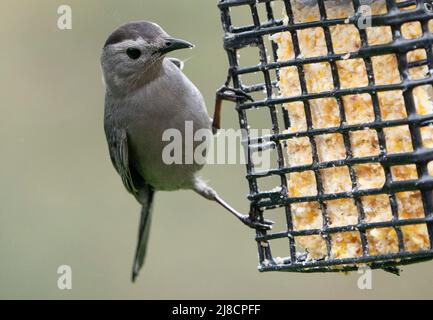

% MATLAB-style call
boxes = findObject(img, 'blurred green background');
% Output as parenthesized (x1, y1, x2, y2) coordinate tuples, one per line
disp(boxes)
(1, 0, 433, 299)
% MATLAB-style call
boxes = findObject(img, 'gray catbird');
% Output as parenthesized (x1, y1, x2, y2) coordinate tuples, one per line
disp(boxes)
(101, 21, 273, 282)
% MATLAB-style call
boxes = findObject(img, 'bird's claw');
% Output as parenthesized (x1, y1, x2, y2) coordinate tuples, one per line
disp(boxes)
(213, 86, 253, 134)
(216, 86, 254, 103)
(240, 215, 274, 231)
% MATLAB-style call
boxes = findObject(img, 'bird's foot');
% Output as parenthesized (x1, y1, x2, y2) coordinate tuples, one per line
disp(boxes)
(216, 86, 254, 103)
(239, 215, 274, 231)
(213, 86, 254, 134)
(209, 191, 273, 231)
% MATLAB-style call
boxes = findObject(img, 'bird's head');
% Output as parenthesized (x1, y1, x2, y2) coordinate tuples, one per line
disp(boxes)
(101, 21, 193, 94)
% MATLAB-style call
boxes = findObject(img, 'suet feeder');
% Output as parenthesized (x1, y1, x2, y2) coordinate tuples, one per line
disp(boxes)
(217, 0, 433, 274)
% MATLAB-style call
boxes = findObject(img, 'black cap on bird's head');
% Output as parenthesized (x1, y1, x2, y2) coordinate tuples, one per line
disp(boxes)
(104, 21, 193, 56)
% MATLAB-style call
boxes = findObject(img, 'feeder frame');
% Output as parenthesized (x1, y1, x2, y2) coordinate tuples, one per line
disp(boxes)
(217, 0, 433, 273)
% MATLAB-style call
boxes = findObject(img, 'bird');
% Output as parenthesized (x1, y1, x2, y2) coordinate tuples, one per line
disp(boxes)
(100, 21, 273, 282)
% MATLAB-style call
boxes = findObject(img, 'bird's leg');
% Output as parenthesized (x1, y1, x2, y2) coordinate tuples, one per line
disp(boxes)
(214, 194, 273, 230)
(212, 86, 253, 134)
(193, 178, 273, 230)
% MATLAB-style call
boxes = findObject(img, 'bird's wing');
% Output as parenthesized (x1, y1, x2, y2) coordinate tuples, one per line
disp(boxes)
(168, 57, 184, 70)
(105, 121, 155, 282)
(106, 126, 139, 196)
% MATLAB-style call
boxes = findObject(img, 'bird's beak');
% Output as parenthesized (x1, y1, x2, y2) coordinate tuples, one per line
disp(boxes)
(158, 38, 194, 55)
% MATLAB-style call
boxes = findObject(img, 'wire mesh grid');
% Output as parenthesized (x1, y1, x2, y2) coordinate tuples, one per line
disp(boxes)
(217, 0, 433, 273)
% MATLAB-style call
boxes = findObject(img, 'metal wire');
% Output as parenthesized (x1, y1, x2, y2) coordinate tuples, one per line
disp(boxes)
(218, 0, 433, 272)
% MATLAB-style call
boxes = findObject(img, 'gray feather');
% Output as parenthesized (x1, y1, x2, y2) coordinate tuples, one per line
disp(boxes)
(132, 186, 155, 282)
(104, 122, 139, 196)
(168, 57, 184, 70)
(104, 118, 155, 282)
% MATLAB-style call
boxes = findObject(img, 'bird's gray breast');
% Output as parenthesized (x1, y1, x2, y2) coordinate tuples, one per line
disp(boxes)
(108, 59, 211, 191)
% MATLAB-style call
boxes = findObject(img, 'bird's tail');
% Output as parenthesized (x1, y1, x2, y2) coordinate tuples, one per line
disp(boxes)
(132, 186, 155, 282)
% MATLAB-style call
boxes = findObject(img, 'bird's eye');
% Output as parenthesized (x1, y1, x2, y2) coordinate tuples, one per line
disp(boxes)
(126, 48, 141, 60)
